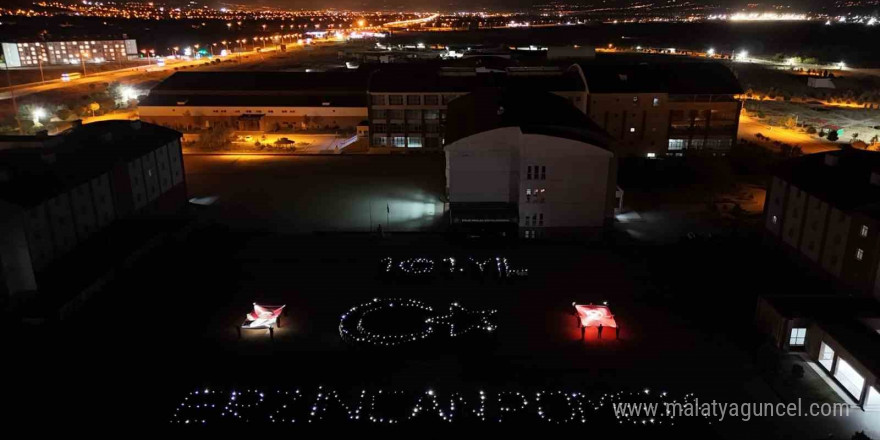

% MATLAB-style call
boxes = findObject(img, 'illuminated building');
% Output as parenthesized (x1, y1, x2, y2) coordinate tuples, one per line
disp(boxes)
(1, 38, 138, 67)
(580, 62, 743, 157)
(764, 150, 880, 299)
(444, 89, 616, 240)
(367, 64, 587, 149)
(756, 295, 880, 409)
(0, 121, 185, 313)
(139, 71, 370, 133)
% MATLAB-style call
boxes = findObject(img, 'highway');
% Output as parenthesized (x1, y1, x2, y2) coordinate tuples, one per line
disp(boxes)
(0, 42, 315, 102)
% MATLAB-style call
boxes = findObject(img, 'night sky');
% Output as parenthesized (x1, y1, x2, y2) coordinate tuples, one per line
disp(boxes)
(210, 0, 821, 12)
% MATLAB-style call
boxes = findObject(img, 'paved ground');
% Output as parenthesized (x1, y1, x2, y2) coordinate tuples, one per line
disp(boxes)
(183, 154, 447, 233)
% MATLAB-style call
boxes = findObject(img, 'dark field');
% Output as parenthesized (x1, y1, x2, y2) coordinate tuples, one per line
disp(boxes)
(4, 154, 875, 437)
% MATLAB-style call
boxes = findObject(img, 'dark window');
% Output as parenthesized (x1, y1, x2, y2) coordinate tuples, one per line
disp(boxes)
(527, 166, 532, 180)
(541, 166, 546, 180)
(371, 95, 386, 105)
(389, 95, 403, 105)
(406, 95, 421, 105)
(424, 95, 439, 105)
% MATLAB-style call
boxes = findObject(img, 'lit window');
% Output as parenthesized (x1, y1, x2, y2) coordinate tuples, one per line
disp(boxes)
(647, 153, 656, 158)
(861, 225, 869, 237)
(857, 248, 864, 261)
(819, 342, 835, 370)
(771, 215, 778, 224)
(653, 97, 660, 107)
(630, 127, 636, 133)
(632, 96, 638, 104)
(789, 328, 806, 346)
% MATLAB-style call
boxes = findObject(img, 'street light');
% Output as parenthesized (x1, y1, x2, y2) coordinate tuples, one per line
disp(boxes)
(32, 107, 46, 126)
(119, 86, 138, 103)
(707, 48, 716, 57)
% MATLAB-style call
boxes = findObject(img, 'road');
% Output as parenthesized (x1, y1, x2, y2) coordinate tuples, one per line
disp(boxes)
(0, 43, 311, 102)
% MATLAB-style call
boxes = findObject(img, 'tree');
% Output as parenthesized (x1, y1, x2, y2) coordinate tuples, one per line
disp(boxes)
(827, 130, 839, 142)
(193, 124, 234, 150)
(89, 102, 100, 117)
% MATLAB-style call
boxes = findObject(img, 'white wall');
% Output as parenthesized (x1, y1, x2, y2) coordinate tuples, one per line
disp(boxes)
(519, 133, 612, 228)
(800, 195, 829, 262)
(446, 127, 520, 203)
(446, 127, 613, 230)
(765, 176, 787, 236)
(822, 208, 851, 277)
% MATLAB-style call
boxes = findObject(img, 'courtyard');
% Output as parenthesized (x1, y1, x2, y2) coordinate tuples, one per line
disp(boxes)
(3, 154, 876, 437)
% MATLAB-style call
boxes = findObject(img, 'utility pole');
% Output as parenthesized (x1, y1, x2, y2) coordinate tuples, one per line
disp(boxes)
(37, 50, 45, 83)
(5, 66, 21, 134)
(80, 51, 88, 77)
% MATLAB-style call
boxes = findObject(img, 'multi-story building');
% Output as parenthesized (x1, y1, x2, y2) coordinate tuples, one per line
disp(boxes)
(367, 64, 588, 149)
(756, 295, 880, 409)
(139, 71, 370, 133)
(1, 38, 138, 67)
(139, 61, 742, 158)
(444, 89, 616, 240)
(763, 150, 880, 299)
(0, 120, 185, 307)
(580, 62, 743, 158)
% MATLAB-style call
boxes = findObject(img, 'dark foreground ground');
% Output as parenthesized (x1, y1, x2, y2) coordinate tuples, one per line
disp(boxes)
(3, 154, 871, 437)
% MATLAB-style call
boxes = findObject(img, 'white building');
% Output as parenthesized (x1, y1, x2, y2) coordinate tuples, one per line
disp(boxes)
(444, 90, 617, 240)
(2, 39, 138, 68)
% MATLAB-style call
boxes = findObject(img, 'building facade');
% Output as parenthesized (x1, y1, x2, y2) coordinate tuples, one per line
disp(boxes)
(0, 120, 185, 303)
(581, 63, 742, 158)
(1, 39, 138, 68)
(444, 90, 616, 240)
(367, 64, 588, 150)
(756, 296, 880, 410)
(138, 71, 369, 134)
(764, 150, 880, 300)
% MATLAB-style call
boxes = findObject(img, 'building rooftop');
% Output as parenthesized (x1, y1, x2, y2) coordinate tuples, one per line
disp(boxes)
(0, 120, 180, 207)
(773, 149, 880, 213)
(579, 62, 743, 95)
(149, 71, 371, 95)
(444, 89, 612, 149)
(366, 64, 585, 93)
(762, 295, 880, 319)
(139, 93, 366, 108)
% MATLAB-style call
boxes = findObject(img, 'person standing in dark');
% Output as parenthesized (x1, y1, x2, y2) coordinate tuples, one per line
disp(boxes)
(597, 324, 603, 339)
(580, 325, 585, 340)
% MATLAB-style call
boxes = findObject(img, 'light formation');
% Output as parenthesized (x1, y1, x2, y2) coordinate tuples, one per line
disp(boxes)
(338, 298, 497, 346)
(171, 386, 705, 426)
(379, 256, 528, 279)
